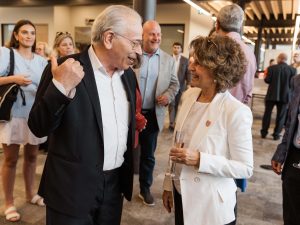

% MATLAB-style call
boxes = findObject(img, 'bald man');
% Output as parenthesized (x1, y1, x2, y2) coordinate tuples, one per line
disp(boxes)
(134, 20, 179, 206)
(261, 53, 296, 140)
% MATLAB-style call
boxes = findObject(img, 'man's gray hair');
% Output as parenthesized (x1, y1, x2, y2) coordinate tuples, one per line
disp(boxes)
(217, 4, 244, 33)
(91, 5, 142, 44)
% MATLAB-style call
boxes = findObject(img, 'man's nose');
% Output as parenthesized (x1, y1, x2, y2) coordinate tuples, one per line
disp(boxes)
(135, 44, 142, 55)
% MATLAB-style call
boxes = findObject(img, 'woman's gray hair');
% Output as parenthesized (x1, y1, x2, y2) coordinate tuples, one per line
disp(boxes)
(91, 5, 142, 44)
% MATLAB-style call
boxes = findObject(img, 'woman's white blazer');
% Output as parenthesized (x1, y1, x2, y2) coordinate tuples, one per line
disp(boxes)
(165, 88, 253, 225)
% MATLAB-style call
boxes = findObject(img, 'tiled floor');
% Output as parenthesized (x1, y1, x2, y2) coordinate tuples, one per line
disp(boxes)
(0, 98, 284, 225)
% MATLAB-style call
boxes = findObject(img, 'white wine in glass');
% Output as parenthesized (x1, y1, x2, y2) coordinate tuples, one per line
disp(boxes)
(170, 130, 185, 179)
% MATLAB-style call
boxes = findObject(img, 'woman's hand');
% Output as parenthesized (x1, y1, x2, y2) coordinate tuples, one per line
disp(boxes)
(162, 190, 173, 213)
(13, 75, 32, 86)
(170, 147, 200, 167)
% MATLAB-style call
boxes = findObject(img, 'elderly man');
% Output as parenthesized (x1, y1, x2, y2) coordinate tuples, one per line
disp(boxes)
(28, 5, 142, 225)
(136, 20, 179, 206)
(261, 53, 296, 140)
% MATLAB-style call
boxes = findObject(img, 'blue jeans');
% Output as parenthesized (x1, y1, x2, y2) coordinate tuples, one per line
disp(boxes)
(139, 110, 159, 194)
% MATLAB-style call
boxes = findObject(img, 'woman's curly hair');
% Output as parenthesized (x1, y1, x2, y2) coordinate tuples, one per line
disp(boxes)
(190, 35, 247, 92)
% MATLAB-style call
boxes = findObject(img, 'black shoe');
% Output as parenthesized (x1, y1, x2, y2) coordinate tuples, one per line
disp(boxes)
(260, 164, 273, 170)
(139, 191, 155, 206)
(260, 130, 267, 138)
(273, 135, 280, 140)
(168, 126, 174, 132)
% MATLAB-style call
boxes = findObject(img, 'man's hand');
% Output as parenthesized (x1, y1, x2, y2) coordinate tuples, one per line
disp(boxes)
(51, 56, 84, 94)
(271, 160, 283, 175)
(156, 95, 169, 106)
(170, 147, 200, 167)
(162, 190, 173, 213)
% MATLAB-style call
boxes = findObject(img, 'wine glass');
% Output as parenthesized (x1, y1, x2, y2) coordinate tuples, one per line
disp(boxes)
(168, 130, 185, 180)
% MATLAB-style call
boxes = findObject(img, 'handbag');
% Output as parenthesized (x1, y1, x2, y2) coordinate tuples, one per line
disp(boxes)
(0, 48, 19, 122)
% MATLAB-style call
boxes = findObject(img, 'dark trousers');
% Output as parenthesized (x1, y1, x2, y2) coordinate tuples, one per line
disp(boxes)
(168, 92, 182, 126)
(173, 185, 236, 225)
(282, 146, 300, 225)
(46, 169, 123, 225)
(139, 110, 159, 193)
(173, 186, 184, 225)
(261, 100, 288, 137)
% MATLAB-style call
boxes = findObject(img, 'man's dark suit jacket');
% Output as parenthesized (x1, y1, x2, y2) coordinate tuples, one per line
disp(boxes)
(28, 47, 136, 218)
(272, 75, 300, 169)
(177, 56, 190, 93)
(265, 62, 296, 103)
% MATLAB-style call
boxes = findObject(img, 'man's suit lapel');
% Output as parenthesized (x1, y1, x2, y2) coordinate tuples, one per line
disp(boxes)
(79, 49, 103, 140)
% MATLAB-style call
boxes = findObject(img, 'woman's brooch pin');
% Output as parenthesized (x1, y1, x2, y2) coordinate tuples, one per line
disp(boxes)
(206, 120, 211, 127)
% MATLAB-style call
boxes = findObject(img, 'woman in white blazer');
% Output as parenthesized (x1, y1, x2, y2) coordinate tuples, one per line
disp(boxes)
(162, 35, 253, 225)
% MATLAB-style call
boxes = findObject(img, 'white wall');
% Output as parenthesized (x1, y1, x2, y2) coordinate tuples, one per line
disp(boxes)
(53, 6, 72, 47)
(156, 3, 191, 56)
(188, 7, 214, 45)
(0, 6, 54, 45)
(0, 3, 215, 56)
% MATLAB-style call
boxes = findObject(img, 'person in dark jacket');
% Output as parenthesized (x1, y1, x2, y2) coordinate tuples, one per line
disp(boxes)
(28, 5, 142, 225)
(271, 75, 300, 224)
(261, 53, 296, 140)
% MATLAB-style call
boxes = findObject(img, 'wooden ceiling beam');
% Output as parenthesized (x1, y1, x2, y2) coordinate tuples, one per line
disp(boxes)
(245, 8, 255, 20)
(249, 1, 261, 20)
(245, 14, 295, 27)
(281, 0, 288, 20)
(292, 0, 300, 19)
(270, 1, 280, 20)
(245, 32, 299, 39)
(259, 1, 270, 20)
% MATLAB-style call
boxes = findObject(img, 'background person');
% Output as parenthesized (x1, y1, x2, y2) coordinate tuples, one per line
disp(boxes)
(261, 53, 296, 140)
(168, 42, 190, 131)
(271, 75, 300, 225)
(291, 52, 300, 75)
(0, 19, 47, 222)
(35, 41, 51, 60)
(162, 35, 253, 225)
(136, 20, 179, 206)
(52, 32, 75, 58)
(28, 5, 143, 225)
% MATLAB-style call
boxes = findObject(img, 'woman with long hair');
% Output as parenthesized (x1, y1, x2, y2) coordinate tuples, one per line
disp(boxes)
(0, 19, 47, 222)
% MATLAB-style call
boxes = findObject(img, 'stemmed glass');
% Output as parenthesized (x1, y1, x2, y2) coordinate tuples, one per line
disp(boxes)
(167, 130, 185, 180)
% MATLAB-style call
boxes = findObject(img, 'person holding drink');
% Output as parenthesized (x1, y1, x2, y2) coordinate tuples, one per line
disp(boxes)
(162, 35, 253, 225)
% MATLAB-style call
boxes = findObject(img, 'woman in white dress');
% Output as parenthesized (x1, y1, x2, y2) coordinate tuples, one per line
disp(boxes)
(162, 35, 253, 225)
(0, 19, 47, 222)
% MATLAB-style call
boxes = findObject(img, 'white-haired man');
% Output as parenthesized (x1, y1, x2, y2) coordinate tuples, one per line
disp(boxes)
(28, 5, 142, 225)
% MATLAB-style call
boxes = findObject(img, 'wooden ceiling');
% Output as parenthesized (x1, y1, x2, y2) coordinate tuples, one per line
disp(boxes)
(0, 0, 297, 46)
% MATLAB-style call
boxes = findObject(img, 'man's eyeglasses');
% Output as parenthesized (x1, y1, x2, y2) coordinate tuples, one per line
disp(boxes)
(114, 32, 142, 50)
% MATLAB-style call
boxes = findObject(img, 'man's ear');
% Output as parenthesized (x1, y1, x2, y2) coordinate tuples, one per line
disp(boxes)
(103, 30, 114, 49)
